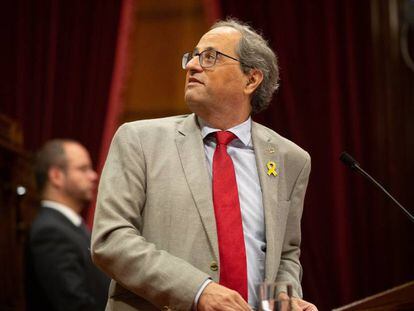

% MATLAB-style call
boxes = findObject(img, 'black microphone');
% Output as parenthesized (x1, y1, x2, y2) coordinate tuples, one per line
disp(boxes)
(339, 151, 414, 223)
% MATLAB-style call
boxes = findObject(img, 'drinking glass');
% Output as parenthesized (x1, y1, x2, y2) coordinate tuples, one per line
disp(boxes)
(259, 282, 292, 311)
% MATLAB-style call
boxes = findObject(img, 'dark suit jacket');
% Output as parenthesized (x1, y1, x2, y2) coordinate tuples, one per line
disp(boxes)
(26, 206, 109, 311)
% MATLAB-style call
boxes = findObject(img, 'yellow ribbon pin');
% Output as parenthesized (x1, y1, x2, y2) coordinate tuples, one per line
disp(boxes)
(267, 161, 278, 176)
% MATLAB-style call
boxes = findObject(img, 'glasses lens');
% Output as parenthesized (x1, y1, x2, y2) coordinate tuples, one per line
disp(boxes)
(182, 52, 191, 69)
(200, 50, 216, 68)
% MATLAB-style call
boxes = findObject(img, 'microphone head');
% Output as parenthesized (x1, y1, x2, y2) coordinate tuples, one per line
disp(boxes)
(339, 152, 359, 170)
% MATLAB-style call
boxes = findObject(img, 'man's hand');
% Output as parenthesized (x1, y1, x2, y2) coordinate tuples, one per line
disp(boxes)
(197, 282, 252, 311)
(278, 293, 318, 311)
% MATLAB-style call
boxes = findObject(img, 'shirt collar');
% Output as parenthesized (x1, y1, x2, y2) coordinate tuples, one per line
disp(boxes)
(41, 200, 83, 227)
(198, 116, 252, 147)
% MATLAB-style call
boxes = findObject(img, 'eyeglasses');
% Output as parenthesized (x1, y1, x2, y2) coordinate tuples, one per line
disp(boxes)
(181, 49, 249, 69)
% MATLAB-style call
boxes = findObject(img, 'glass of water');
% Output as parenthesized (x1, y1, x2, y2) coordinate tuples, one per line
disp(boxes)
(259, 282, 292, 311)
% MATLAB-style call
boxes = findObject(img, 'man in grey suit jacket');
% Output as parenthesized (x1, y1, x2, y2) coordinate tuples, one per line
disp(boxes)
(91, 19, 317, 311)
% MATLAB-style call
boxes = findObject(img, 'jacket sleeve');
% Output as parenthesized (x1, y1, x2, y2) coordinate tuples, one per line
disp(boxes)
(91, 123, 210, 310)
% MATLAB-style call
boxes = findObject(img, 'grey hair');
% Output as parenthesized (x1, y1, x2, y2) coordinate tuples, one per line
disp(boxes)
(211, 18, 279, 114)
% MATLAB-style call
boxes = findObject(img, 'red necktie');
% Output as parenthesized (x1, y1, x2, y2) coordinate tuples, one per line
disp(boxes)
(212, 131, 248, 300)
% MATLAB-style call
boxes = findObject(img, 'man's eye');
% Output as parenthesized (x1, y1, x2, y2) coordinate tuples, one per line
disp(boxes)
(204, 52, 216, 60)
(78, 166, 91, 172)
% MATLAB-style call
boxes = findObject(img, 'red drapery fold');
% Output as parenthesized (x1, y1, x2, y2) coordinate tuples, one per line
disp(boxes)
(1, 0, 121, 167)
(86, 0, 138, 228)
(202, 0, 222, 25)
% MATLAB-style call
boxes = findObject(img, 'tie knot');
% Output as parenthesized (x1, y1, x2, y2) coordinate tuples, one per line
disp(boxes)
(215, 131, 237, 146)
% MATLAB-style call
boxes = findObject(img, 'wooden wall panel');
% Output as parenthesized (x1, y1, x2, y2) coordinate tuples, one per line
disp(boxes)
(0, 115, 37, 311)
(122, 0, 209, 122)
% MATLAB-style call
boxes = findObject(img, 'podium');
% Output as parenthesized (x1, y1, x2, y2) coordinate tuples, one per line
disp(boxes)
(333, 281, 414, 310)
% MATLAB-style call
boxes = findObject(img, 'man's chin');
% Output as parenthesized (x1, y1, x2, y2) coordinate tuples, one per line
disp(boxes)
(185, 94, 206, 111)
(185, 87, 205, 100)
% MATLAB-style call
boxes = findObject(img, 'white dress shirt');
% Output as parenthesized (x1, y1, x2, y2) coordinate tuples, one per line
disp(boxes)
(41, 200, 83, 227)
(198, 117, 266, 308)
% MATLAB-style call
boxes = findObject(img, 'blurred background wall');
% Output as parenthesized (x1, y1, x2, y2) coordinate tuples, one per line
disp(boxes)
(1, 0, 414, 310)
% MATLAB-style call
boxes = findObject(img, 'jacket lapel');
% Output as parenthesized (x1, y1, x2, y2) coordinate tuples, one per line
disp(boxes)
(175, 114, 219, 261)
(252, 122, 281, 282)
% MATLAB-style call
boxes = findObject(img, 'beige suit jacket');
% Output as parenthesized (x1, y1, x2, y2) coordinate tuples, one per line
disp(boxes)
(91, 114, 310, 311)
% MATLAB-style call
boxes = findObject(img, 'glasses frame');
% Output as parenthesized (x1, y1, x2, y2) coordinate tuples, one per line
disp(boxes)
(182, 49, 251, 69)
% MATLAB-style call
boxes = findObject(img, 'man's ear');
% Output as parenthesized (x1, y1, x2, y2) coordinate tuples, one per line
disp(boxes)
(244, 69, 263, 96)
(48, 166, 65, 188)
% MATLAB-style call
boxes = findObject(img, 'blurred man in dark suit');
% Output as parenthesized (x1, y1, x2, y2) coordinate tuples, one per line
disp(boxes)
(26, 139, 109, 311)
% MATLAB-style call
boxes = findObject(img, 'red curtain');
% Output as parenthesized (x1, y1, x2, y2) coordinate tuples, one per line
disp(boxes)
(0, 0, 121, 166)
(85, 0, 137, 228)
(217, 1, 414, 310)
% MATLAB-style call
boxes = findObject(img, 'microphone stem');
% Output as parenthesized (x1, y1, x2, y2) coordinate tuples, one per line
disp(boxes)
(355, 164, 414, 223)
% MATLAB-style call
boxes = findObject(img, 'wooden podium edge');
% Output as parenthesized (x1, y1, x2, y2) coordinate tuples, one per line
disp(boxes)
(332, 281, 414, 311)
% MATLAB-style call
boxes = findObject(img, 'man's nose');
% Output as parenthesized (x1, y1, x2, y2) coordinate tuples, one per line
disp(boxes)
(90, 170, 98, 182)
(185, 55, 203, 71)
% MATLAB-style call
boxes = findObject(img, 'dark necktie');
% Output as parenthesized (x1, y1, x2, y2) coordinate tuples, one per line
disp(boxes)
(212, 131, 248, 300)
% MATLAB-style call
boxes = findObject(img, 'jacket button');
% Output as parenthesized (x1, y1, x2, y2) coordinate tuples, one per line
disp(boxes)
(210, 261, 218, 271)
